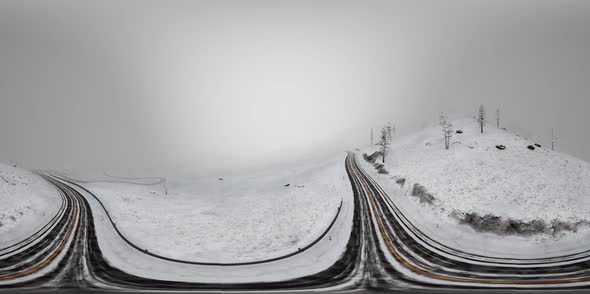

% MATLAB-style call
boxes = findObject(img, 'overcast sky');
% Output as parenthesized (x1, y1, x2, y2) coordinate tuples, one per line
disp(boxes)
(1, 0, 589, 171)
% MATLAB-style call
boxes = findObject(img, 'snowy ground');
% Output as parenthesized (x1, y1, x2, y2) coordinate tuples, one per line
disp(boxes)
(78, 153, 347, 263)
(0, 164, 61, 248)
(361, 118, 590, 258)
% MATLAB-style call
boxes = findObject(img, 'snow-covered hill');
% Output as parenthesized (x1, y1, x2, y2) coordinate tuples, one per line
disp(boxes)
(0, 164, 61, 247)
(361, 118, 590, 257)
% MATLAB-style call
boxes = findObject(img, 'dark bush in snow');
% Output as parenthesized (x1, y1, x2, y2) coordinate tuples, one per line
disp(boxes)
(549, 220, 587, 235)
(527, 145, 536, 150)
(535, 143, 542, 147)
(411, 183, 435, 205)
(455, 212, 590, 236)
(395, 177, 406, 186)
(462, 214, 503, 232)
(284, 184, 290, 187)
(455, 130, 463, 134)
(508, 219, 546, 235)
(495, 145, 506, 150)
(363, 151, 381, 164)
(372, 162, 389, 174)
(458, 213, 546, 235)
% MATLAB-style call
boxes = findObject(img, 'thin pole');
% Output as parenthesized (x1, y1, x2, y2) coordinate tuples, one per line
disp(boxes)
(551, 128, 555, 151)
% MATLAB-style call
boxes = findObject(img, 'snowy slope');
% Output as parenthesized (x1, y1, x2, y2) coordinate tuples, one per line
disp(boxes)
(0, 164, 61, 247)
(361, 118, 590, 257)
(80, 153, 347, 263)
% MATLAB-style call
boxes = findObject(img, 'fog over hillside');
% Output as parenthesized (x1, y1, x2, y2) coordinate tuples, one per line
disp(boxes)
(0, 1, 589, 171)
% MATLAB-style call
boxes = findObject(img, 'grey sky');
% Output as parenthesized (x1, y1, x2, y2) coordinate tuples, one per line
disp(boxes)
(0, 1, 589, 171)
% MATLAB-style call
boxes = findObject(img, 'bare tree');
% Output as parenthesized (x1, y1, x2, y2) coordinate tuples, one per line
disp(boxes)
(440, 113, 453, 150)
(477, 104, 486, 133)
(163, 177, 168, 195)
(386, 122, 393, 141)
(496, 108, 501, 128)
(377, 126, 391, 163)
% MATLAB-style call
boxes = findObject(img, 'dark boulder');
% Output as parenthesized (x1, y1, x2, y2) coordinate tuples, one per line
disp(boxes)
(455, 130, 463, 134)
(495, 145, 506, 150)
(535, 143, 542, 147)
(527, 145, 535, 150)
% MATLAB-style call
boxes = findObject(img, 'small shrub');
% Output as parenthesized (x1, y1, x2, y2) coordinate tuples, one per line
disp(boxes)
(411, 183, 435, 205)
(363, 151, 381, 163)
(372, 162, 388, 174)
(395, 177, 406, 186)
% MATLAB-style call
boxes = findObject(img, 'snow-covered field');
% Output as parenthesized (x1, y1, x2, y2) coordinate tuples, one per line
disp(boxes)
(361, 118, 590, 257)
(80, 153, 347, 263)
(0, 164, 61, 247)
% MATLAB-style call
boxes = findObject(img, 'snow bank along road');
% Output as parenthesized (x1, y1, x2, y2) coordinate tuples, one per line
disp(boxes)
(3, 153, 590, 292)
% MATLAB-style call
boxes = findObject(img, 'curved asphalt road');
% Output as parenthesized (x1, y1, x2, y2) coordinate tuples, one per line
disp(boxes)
(1, 153, 590, 293)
